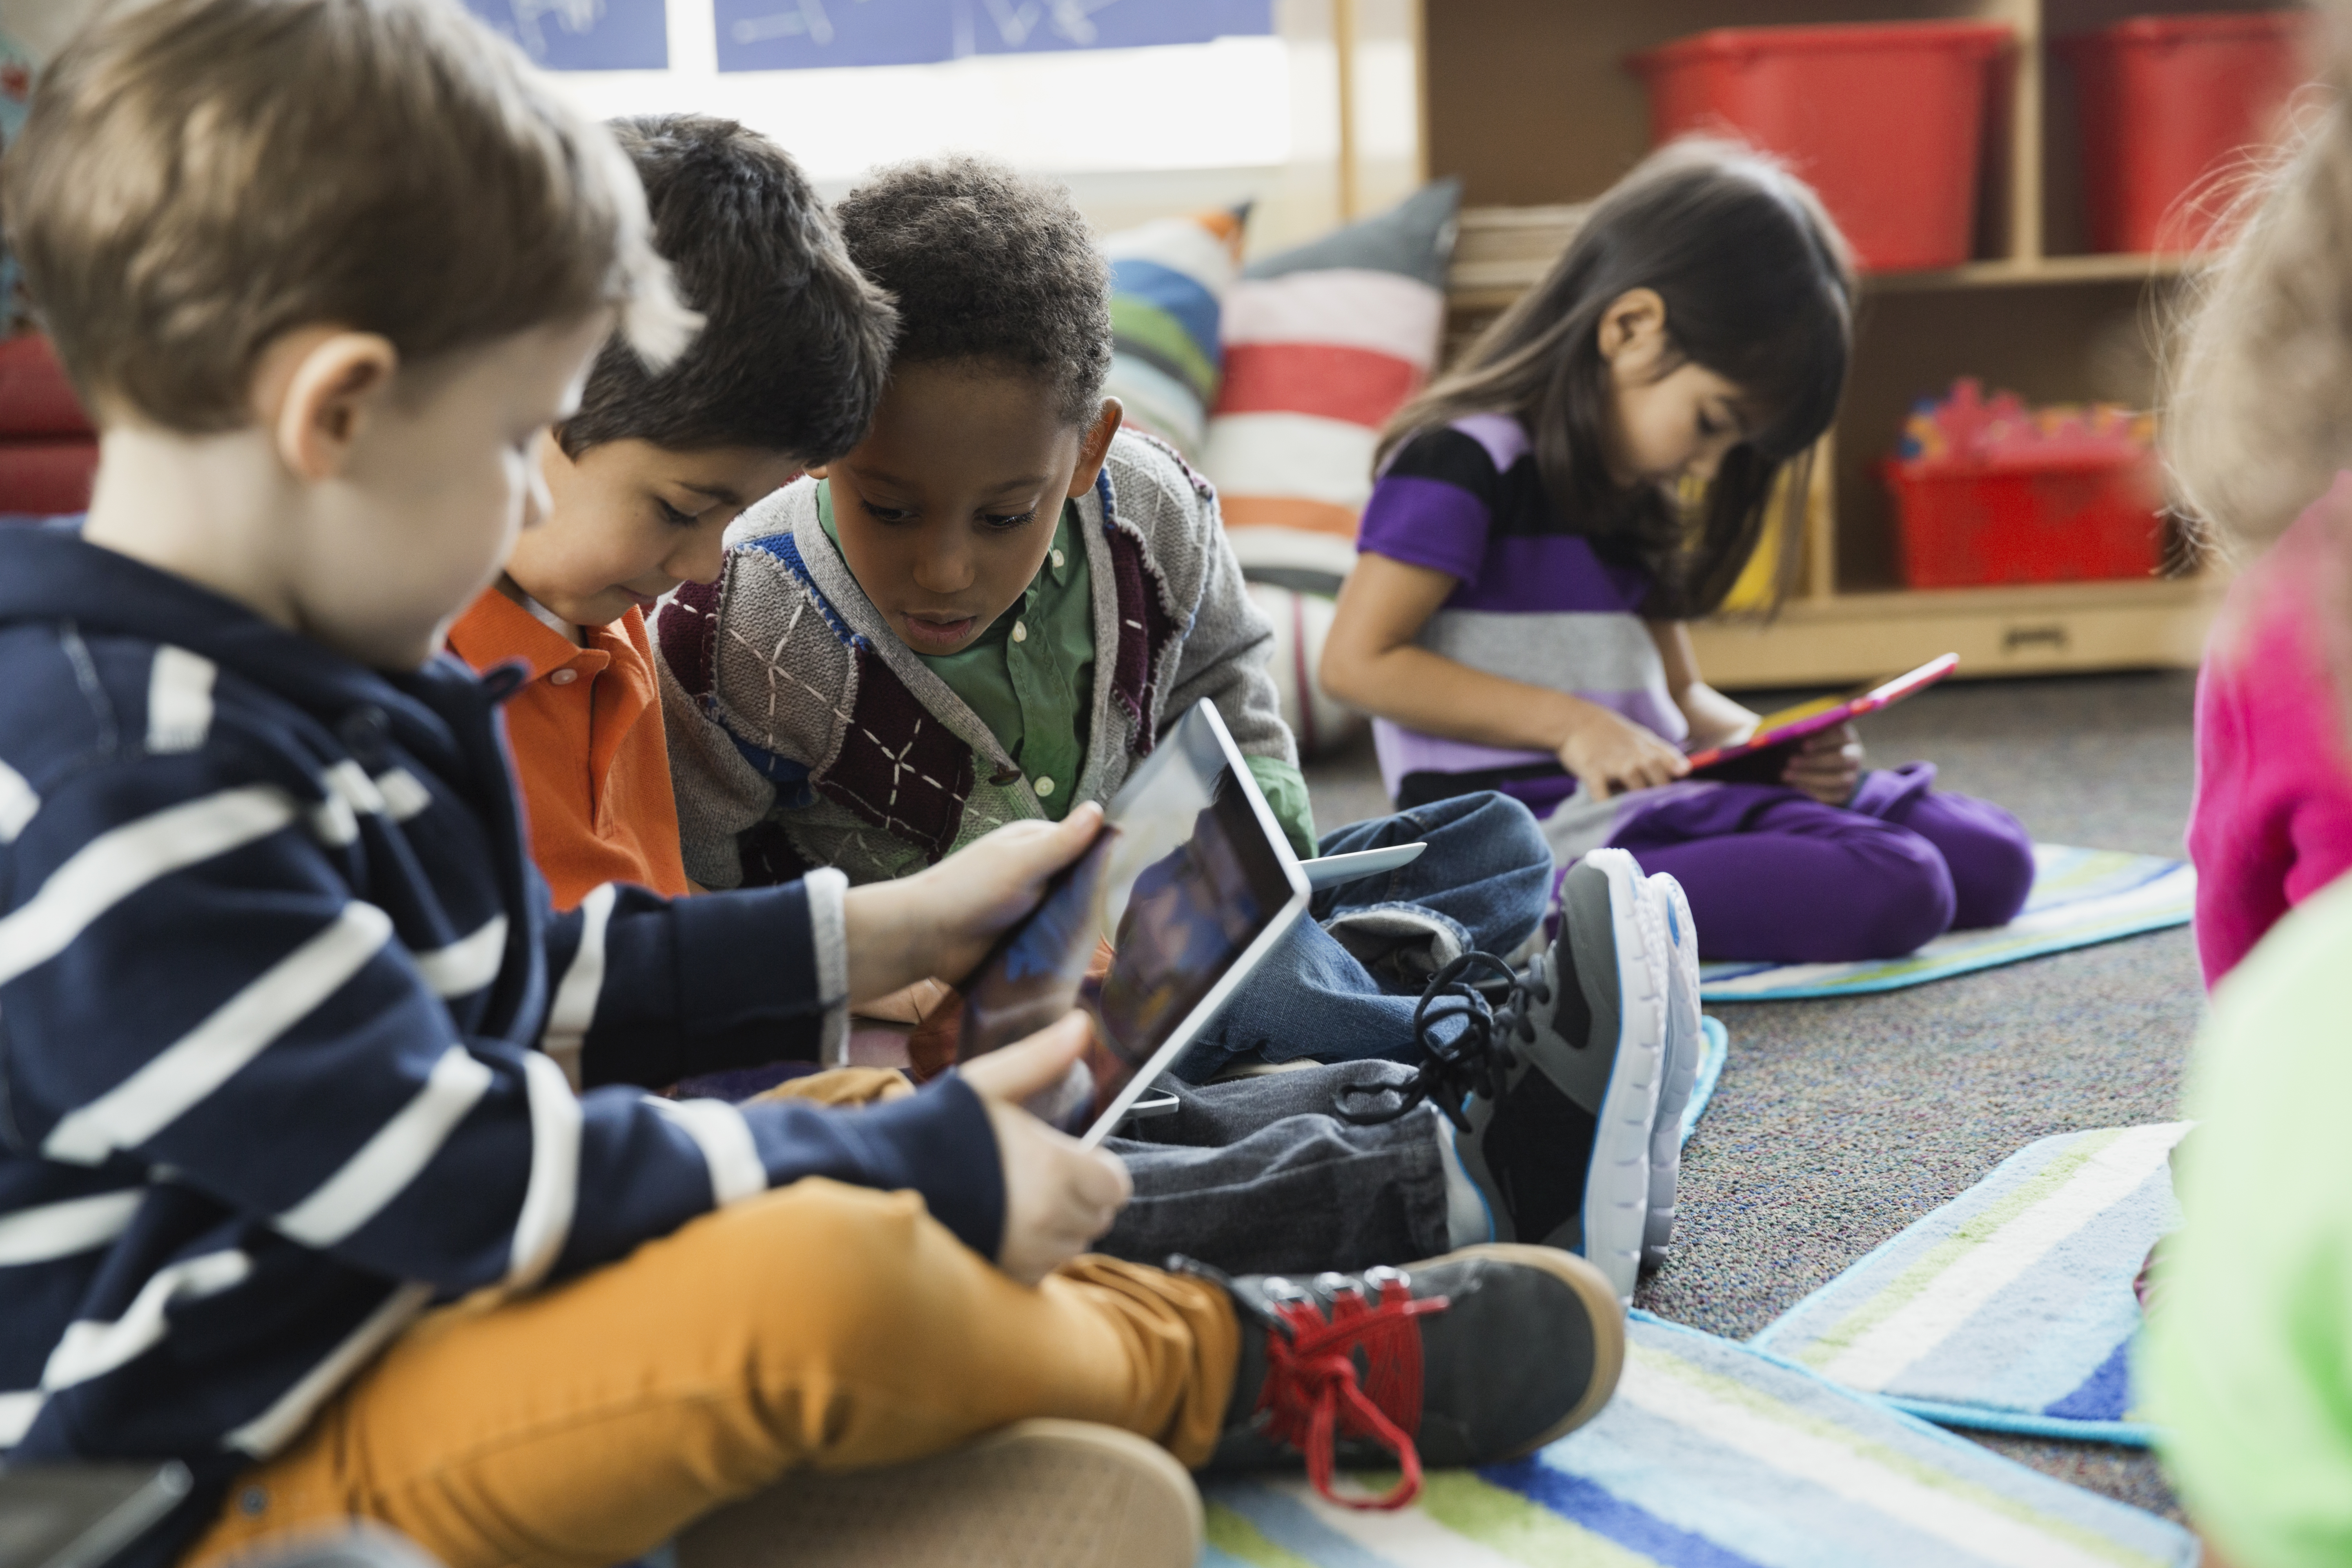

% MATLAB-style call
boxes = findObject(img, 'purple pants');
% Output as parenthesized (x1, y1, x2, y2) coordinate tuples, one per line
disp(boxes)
(1604, 762, 2035, 964)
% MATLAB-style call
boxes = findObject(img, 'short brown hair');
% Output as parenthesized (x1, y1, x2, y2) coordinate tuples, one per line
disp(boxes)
(3, 0, 693, 432)
(557, 116, 895, 466)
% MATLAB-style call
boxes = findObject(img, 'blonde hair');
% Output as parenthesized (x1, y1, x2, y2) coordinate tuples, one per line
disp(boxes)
(2166, 9, 2352, 557)
(2, 0, 697, 432)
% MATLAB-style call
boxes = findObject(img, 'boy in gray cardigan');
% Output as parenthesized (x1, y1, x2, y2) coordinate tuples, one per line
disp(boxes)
(656, 156, 1699, 1300)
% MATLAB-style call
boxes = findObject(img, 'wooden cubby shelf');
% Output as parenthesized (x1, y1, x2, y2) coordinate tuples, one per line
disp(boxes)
(1398, 0, 2263, 689)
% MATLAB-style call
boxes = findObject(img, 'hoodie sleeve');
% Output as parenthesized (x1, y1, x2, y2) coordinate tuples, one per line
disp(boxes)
(2, 748, 1006, 1294)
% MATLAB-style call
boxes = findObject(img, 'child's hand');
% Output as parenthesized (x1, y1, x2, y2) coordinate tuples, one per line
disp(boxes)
(957, 1013, 1132, 1285)
(1557, 706, 1691, 800)
(842, 802, 1107, 1004)
(1782, 722, 1863, 805)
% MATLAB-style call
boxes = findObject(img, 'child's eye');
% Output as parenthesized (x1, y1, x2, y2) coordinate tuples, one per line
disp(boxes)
(981, 510, 1038, 531)
(656, 498, 698, 528)
(860, 499, 918, 525)
(1696, 411, 1722, 439)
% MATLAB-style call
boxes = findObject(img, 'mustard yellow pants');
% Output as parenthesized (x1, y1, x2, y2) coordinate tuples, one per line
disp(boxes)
(186, 1071, 1238, 1568)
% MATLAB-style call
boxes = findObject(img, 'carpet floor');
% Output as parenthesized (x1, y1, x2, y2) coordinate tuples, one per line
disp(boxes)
(1301, 670, 2203, 1519)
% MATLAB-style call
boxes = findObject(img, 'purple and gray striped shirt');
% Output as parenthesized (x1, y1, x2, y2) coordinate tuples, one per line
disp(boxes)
(1357, 414, 1688, 812)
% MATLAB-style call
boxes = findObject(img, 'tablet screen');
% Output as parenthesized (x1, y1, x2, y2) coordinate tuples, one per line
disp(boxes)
(956, 704, 1303, 1140)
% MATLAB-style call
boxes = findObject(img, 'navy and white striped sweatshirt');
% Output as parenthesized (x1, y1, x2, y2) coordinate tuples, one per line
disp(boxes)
(0, 526, 1002, 1561)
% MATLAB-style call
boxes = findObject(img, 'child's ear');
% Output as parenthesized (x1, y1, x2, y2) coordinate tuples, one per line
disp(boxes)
(1065, 398, 1124, 497)
(1597, 289, 1668, 370)
(265, 329, 401, 482)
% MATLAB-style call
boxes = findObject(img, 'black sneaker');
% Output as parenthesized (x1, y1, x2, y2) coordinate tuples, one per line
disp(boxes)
(1337, 848, 1668, 1303)
(1182, 1244, 1624, 1509)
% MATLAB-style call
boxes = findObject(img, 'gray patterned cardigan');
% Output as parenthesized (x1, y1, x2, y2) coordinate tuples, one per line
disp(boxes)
(654, 429, 1296, 889)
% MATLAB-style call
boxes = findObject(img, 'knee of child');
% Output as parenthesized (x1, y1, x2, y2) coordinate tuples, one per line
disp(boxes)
(713, 1180, 939, 1335)
(1849, 832, 1958, 958)
(1949, 817, 2037, 930)
(1427, 790, 1551, 880)
(1477, 790, 1549, 861)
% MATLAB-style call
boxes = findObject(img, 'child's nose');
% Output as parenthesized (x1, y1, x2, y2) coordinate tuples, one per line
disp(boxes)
(912, 533, 974, 595)
(671, 525, 727, 586)
(1686, 443, 1730, 483)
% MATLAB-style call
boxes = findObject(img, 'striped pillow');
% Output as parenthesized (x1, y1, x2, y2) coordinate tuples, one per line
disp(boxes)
(1202, 179, 1462, 583)
(1102, 207, 1248, 458)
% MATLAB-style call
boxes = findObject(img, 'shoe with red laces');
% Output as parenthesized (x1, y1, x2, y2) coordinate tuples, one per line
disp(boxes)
(1182, 1243, 1624, 1510)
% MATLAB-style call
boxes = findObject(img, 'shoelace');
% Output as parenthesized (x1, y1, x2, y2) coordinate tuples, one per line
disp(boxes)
(1258, 1271, 1451, 1509)
(1335, 950, 1544, 1132)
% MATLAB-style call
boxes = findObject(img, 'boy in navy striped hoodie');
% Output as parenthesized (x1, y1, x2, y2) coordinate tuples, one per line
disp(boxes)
(0, 0, 1621, 1564)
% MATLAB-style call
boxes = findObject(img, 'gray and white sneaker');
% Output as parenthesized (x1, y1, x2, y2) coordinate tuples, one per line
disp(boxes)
(1642, 873, 1703, 1271)
(1341, 848, 1668, 1303)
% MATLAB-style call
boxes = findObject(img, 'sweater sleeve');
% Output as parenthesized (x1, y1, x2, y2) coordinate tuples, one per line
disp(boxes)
(4, 753, 1006, 1296)
(651, 579, 780, 893)
(1244, 754, 1318, 860)
(1153, 468, 1298, 773)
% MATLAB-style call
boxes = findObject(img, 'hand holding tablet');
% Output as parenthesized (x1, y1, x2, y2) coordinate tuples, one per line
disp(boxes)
(953, 700, 1312, 1146)
(1683, 653, 1959, 783)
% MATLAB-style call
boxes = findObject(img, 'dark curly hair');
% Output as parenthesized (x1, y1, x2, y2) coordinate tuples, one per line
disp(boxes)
(835, 155, 1112, 428)
(558, 114, 896, 463)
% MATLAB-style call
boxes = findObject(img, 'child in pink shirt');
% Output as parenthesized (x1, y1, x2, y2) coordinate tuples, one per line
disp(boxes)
(2187, 472, 2352, 985)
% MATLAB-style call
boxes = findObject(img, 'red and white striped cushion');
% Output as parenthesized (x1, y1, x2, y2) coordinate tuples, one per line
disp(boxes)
(1202, 182, 1460, 582)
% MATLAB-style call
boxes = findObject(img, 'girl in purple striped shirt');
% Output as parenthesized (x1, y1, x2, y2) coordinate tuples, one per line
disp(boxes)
(1322, 141, 2032, 964)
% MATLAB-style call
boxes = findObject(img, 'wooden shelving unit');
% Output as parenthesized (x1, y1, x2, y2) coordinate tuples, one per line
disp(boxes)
(1394, 0, 2271, 688)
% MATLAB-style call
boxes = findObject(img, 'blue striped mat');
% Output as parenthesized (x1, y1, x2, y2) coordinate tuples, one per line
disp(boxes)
(1682, 1016, 1727, 1146)
(1699, 846, 2193, 1002)
(1202, 1312, 2192, 1566)
(1752, 1124, 2189, 1445)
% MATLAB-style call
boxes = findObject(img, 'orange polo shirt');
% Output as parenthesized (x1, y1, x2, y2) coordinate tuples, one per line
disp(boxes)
(447, 587, 690, 909)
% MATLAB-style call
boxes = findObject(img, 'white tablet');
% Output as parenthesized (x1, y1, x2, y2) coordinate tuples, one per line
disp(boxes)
(954, 700, 1312, 1146)
(1299, 841, 1427, 891)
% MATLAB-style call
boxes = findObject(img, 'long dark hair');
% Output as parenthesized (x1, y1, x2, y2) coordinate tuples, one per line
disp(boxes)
(1380, 139, 1855, 617)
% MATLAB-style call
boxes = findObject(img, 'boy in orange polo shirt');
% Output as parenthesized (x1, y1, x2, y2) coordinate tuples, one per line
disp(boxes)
(448, 114, 891, 907)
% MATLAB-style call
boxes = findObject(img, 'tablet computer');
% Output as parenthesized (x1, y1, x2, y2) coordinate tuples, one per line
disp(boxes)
(1299, 841, 1426, 891)
(955, 699, 1312, 1146)
(1683, 653, 1959, 782)
(0, 1464, 190, 1568)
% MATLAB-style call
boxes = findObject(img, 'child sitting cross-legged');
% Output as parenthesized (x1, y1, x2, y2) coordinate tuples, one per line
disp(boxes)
(657, 155, 1713, 1299)
(434, 119, 1666, 1297)
(1320, 141, 2037, 966)
(0, 6, 1622, 1567)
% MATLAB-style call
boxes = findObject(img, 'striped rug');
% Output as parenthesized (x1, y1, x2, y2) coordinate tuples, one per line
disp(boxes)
(1201, 1314, 2192, 1566)
(1683, 1016, 1728, 1146)
(1698, 846, 2192, 1002)
(1751, 1124, 2189, 1445)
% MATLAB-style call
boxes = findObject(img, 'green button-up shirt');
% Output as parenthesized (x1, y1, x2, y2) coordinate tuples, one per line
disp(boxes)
(817, 479, 1317, 851)
(820, 482, 1094, 820)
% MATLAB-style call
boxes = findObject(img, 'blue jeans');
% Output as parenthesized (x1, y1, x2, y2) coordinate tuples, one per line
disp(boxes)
(1174, 791, 1552, 1079)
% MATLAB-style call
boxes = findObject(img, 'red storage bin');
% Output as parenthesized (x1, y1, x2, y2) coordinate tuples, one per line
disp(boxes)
(1628, 22, 2012, 272)
(1882, 455, 2165, 588)
(0, 439, 98, 516)
(2057, 12, 2311, 255)
(0, 333, 93, 437)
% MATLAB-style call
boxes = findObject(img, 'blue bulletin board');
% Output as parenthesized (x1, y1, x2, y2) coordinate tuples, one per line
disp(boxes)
(466, 0, 670, 70)
(714, 0, 1272, 75)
